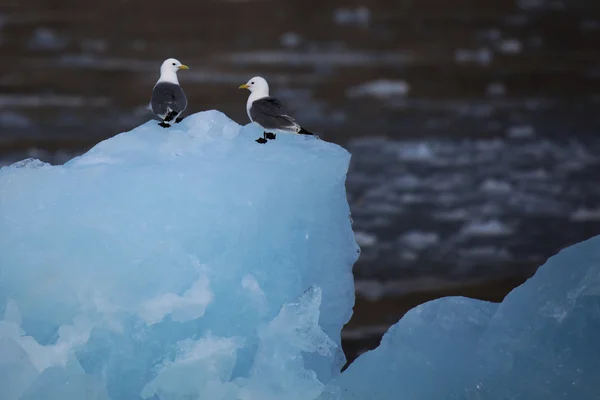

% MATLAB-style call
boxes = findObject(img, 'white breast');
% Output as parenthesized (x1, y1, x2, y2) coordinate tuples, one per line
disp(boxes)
(246, 92, 268, 122)
(246, 97, 254, 121)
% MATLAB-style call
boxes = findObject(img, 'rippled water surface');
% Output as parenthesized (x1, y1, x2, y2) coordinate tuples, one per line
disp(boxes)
(2, 0, 600, 158)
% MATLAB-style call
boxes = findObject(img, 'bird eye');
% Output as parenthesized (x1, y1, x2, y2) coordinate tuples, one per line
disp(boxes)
(251, 81, 254, 84)
(172, 63, 176, 66)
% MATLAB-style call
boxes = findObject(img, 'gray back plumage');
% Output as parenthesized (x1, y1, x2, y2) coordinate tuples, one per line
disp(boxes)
(250, 97, 298, 131)
(151, 82, 187, 116)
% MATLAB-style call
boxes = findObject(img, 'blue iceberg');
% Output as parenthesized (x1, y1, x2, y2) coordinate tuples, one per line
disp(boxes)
(0, 111, 356, 399)
(323, 237, 600, 399)
(1, 110, 599, 400)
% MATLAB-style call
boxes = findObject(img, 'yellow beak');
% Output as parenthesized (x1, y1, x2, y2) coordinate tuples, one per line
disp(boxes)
(239, 84, 249, 89)
(179, 65, 189, 70)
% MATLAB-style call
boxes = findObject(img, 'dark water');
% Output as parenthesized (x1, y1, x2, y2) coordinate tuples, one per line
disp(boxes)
(1, 0, 600, 361)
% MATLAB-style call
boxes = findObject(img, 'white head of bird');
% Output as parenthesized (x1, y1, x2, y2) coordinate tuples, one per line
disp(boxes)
(158, 58, 189, 84)
(239, 76, 269, 97)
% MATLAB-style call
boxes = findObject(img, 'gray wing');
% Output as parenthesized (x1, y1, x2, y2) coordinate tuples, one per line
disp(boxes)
(250, 97, 298, 131)
(151, 82, 187, 116)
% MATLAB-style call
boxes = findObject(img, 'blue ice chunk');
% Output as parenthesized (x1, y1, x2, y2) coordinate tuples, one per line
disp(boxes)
(324, 235, 600, 400)
(0, 338, 38, 400)
(2, 109, 598, 400)
(19, 367, 110, 400)
(9, 158, 49, 169)
(0, 111, 358, 399)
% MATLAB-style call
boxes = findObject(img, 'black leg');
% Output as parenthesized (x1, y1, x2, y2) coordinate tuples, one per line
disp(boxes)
(164, 111, 178, 122)
(158, 122, 170, 128)
(175, 116, 185, 124)
(265, 132, 276, 140)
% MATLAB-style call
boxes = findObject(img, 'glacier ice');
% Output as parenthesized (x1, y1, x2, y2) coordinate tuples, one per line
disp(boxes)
(0, 111, 357, 400)
(1, 110, 599, 400)
(323, 235, 600, 400)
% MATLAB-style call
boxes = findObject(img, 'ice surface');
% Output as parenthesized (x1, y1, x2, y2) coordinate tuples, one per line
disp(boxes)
(0, 110, 358, 399)
(2, 110, 599, 399)
(324, 235, 600, 400)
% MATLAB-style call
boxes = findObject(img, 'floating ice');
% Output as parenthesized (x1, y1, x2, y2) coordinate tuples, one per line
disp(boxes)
(399, 231, 439, 251)
(454, 48, 493, 66)
(460, 219, 513, 237)
(333, 7, 370, 27)
(486, 82, 506, 96)
(0, 111, 34, 129)
(480, 178, 513, 194)
(507, 124, 536, 138)
(280, 32, 302, 48)
(498, 39, 522, 54)
(1, 110, 599, 399)
(346, 80, 410, 99)
(0, 110, 357, 400)
(324, 234, 600, 399)
(28, 28, 68, 51)
(353, 231, 377, 248)
(571, 207, 600, 222)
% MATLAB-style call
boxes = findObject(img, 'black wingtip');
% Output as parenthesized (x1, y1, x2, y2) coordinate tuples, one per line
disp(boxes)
(298, 127, 314, 136)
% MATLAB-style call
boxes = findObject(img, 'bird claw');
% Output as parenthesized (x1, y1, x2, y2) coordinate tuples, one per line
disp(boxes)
(158, 122, 171, 128)
(264, 132, 276, 140)
(175, 116, 185, 124)
(256, 137, 268, 144)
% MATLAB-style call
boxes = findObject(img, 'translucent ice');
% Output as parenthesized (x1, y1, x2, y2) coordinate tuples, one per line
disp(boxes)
(1, 110, 598, 400)
(324, 235, 600, 400)
(0, 111, 357, 399)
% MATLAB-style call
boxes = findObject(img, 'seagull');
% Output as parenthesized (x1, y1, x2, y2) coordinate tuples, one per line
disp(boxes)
(151, 58, 189, 128)
(239, 76, 314, 144)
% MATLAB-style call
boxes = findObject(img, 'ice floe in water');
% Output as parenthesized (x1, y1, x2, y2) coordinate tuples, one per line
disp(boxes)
(346, 80, 410, 99)
(322, 235, 600, 399)
(460, 220, 513, 237)
(28, 28, 68, 51)
(0, 111, 357, 399)
(0, 111, 599, 399)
